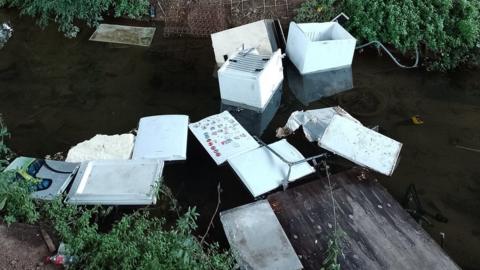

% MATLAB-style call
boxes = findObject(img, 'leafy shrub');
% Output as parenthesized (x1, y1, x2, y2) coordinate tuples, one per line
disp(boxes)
(0, 0, 149, 37)
(0, 115, 234, 268)
(0, 170, 39, 225)
(0, 117, 38, 225)
(294, 0, 340, 23)
(294, 0, 480, 71)
(43, 199, 235, 270)
(0, 116, 13, 170)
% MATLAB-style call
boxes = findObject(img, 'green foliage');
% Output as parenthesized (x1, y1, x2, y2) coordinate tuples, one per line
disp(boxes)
(0, 0, 149, 37)
(0, 117, 37, 225)
(0, 115, 234, 268)
(0, 170, 39, 225)
(321, 230, 345, 270)
(0, 116, 13, 170)
(294, 0, 480, 71)
(43, 199, 235, 270)
(293, 0, 341, 23)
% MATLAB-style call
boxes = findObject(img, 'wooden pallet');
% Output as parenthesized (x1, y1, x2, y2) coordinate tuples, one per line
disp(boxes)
(267, 168, 460, 270)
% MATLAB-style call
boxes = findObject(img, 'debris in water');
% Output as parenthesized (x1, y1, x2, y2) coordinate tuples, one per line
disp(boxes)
(411, 115, 424, 125)
(0, 22, 13, 49)
(218, 49, 284, 111)
(286, 22, 356, 74)
(454, 144, 480, 153)
(277, 106, 402, 176)
(66, 134, 135, 162)
(189, 111, 259, 165)
(228, 139, 315, 197)
(132, 115, 189, 161)
(89, 24, 156, 47)
(211, 19, 283, 67)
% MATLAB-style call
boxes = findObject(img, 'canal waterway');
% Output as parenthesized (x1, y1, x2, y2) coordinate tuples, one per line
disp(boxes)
(1, 8, 479, 269)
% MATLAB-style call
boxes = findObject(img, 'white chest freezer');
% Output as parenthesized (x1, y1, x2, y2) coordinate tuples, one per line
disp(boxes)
(218, 49, 284, 111)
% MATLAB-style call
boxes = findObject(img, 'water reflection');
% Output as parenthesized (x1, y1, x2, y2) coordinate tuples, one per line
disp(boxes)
(220, 86, 282, 137)
(286, 64, 353, 106)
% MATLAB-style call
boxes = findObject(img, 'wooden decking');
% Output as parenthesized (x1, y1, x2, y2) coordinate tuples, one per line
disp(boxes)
(267, 168, 460, 270)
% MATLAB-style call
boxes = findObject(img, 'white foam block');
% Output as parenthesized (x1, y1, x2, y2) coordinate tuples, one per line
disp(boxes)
(189, 111, 259, 165)
(66, 134, 135, 162)
(132, 115, 189, 161)
(228, 139, 315, 197)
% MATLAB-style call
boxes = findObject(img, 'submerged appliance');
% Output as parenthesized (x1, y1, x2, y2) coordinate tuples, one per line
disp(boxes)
(218, 49, 284, 111)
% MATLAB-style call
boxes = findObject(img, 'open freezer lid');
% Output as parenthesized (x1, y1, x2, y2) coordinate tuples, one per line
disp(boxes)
(132, 115, 189, 161)
(220, 200, 303, 270)
(189, 111, 259, 165)
(66, 159, 163, 205)
(89, 24, 156, 47)
(320, 114, 402, 175)
(5, 157, 79, 200)
(228, 139, 315, 197)
(277, 106, 402, 175)
(211, 19, 279, 66)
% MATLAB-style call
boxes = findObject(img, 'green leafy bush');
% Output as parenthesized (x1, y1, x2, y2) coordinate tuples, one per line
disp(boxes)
(294, 0, 340, 23)
(0, 115, 234, 268)
(43, 200, 235, 270)
(0, 0, 149, 37)
(294, 0, 480, 71)
(0, 116, 13, 170)
(0, 170, 39, 225)
(0, 117, 38, 225)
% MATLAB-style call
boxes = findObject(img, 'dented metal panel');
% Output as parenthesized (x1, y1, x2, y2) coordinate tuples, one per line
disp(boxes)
(320, 115, 402, 175)
(66, 159, 163, 205)
(277, 107, 402, 176)
(228, 139, 315, 197)
(220, 200, 303, 270)
(132, 115, 189, 161)
(89, 24, 156, 47)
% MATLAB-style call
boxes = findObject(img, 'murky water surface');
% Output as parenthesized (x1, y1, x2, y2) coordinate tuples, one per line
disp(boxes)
(1, 9, 479, 269)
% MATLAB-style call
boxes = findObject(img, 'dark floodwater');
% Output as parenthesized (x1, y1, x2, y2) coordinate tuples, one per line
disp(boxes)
(1, 8, 480, 269)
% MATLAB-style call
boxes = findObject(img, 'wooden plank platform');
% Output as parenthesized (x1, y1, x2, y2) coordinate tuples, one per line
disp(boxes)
(267, 168, 460, 270)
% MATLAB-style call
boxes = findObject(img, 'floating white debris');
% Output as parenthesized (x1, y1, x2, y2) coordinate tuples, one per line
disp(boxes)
(228, 139, 315, 197)
(66, 159, 163, 205)
(5, 157, 79, 200)
(0, 22, 13, 49)
(218, 49, 284, 111)
(189, 111, 259, 165)
(65, 134, 135, 162)
(211, 19, 281, 67)
(286, 22, 356, 74)
(220, 200, 303, 270)
(277, 107, 402, 175)
(132, 115, 189, 161)
(89, 24, 156, 47)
